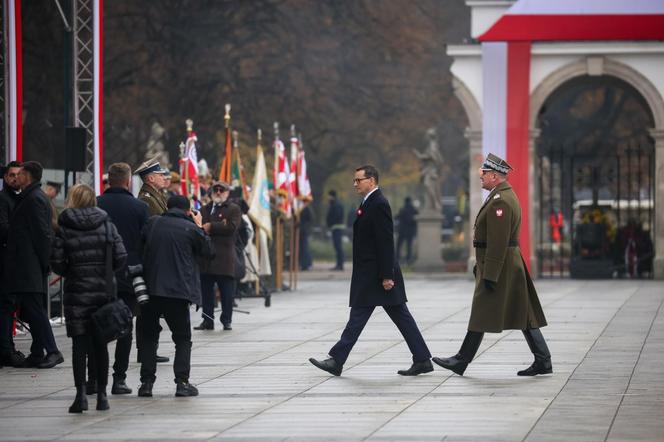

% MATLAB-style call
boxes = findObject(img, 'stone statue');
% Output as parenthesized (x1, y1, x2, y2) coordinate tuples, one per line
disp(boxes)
(144, 122, 170, 169)
(413, 128, 443, 211)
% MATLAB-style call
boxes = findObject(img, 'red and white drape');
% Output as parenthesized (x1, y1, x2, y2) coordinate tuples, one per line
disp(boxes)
(479, 0, 664, 270)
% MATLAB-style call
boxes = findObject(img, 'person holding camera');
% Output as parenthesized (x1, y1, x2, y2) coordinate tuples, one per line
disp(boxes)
(97, 162, 150, 395)
(194, 181, 241, 331)
(51, 184, 127, 413)
(137, 195, 214, 397)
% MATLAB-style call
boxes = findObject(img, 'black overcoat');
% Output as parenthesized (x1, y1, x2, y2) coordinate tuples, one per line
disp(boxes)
(97, 187, 150, 292)
(349, 189, 407, 307)
(4, 182, 53, 295)
(51, 207, 127, 337)
(199, 200, 241, 277)
(140, 208, 214, 305)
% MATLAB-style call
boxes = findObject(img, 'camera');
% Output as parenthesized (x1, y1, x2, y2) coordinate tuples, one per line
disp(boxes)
(127, 264, 149, 305)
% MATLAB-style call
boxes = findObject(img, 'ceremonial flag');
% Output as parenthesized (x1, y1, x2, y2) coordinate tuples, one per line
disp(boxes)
(180, 127, 200, 199)
(273, 137, 291, 217)
(249, 141, 272, 239)
(231, 139, 250, 201)
(296, 138, 312, 205)
(219, 124, 232, 182)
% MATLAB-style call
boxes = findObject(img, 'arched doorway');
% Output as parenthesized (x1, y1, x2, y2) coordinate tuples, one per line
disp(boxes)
(536, 75, 655, 278)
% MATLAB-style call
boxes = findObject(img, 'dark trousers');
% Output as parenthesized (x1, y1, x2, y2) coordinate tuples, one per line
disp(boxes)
(299, 232, 312, 270)
(396, 234, 415, 263)
(112, 292, 135, 381)
(6, 292, 58, 357)
(0, 294, 16, 356)
(139, 296, 191, 384)
(331, 229, 344, 269)
(329, 303, 431, 365)
(72, 334, 108, 387)
(200, 274, 236, 326)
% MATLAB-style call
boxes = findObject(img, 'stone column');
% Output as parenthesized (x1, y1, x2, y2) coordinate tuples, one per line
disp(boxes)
(528, 129, 541, 278)
(414, 209, 445, 272)
(650, 129, 664, 279)
(466, 129, 483, 273)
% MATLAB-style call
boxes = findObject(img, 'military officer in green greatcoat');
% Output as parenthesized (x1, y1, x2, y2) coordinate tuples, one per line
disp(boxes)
(136, 159, 168, 216)
(433, 153, 552, 377)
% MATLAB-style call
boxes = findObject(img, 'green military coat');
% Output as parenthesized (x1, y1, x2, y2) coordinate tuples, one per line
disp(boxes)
(138, 183, 167, 216)
(469, 181, 547, 333)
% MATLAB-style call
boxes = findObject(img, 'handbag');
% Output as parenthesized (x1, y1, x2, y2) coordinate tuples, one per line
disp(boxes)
(91, 220, 133, 343)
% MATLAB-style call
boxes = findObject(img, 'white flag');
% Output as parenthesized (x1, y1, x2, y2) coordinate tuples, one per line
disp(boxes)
(248, 143, 272, 240)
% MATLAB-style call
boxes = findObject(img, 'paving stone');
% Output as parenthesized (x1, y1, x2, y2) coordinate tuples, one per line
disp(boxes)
(0, 278, 662, 441)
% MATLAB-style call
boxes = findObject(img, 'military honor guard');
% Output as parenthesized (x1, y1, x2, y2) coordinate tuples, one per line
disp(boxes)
(433, 153, 552, 377)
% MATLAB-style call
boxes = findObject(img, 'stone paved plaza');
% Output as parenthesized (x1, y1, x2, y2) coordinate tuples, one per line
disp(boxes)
(1, 272, 662, 441)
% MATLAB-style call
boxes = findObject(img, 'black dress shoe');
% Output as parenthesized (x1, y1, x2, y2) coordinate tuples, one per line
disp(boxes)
(156, 355, 170, 363)
(111, 379, 133, 395)
(517, 359, 553, 376)
(37, 351, 64, 369)
(21, 353, 44, 368)
(432, 355, 469, 376)
(398, 360, 434, 376)
(193, 321, 214, 331)
(138, 382, 153, 397)
(309, 357, 342, 376)
(222, 323, 232, 331)
(175, 380, 199, 397)
(0, 350, 26, 367)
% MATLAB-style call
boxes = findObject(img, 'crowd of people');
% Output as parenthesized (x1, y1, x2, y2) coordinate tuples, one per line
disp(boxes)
(0, 157, 252, 413)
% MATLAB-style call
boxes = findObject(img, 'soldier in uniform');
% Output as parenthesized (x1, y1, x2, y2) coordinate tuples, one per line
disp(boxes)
(135, 158, 168, 216)
(433, 153, 552, 377)
(134, 158, 170, 364)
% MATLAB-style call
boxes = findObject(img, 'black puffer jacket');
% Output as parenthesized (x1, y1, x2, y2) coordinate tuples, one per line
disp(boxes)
(51, 207, 127, 337)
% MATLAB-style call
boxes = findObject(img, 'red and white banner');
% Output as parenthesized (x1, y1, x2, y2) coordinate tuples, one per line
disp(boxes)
(6, 0, 22, 163)
(481, 0, 664, 42)
(478, 0, 664, 271)
(273, 138, 291, 217)
(93, 0, 104, 193)
(180, 131, 200, 199)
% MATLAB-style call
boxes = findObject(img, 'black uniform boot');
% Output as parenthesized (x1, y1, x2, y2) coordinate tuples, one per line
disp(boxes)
(96, 386, 110, 411)
(518, 328, 552, 376)
(432, 331, 484, 376)
(68, 384, 88, 413)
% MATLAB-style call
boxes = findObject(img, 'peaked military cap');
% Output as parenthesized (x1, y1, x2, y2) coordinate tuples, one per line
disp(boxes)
(481, 153, 513, 175)
(135, 158, 166, 178)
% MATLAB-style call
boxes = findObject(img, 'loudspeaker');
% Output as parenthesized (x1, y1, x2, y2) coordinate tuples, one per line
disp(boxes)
(65, 127, 87, 171)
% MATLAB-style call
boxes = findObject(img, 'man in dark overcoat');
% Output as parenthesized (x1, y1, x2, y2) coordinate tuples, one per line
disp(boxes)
(4, 161, 63, 368)
(97, 162, 150, 394)
(0, 162, 26, 367)
(194, 181, 241, 331)
(310, 165, 432, 376)
(433, 153, 551, 377)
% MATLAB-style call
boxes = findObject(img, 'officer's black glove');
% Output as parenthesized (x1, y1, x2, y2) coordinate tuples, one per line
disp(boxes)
(472, 264, 477, 278)
(484, 279, 496, 291)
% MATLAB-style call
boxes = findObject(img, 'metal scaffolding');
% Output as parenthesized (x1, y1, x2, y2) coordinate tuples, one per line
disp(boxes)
(72, 0, 95, 181)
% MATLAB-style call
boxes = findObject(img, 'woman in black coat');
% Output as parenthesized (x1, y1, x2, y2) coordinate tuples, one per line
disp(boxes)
(51, 184, 127, 413)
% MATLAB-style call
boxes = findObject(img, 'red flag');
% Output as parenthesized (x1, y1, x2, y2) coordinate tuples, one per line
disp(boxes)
(273, 137, 291, 216)
(180, 130, 200, 199)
